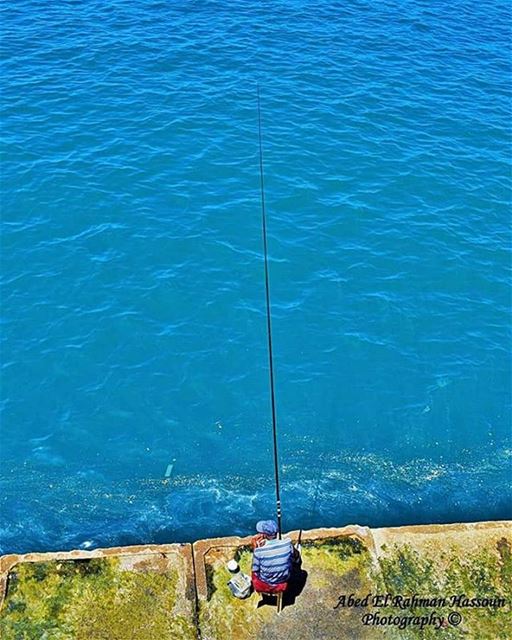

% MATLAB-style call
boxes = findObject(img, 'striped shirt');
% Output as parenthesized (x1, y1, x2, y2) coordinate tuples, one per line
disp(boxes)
(252, 537, 293, 585)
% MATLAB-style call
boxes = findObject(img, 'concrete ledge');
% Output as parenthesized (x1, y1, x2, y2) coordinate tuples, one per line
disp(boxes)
(1, 521, 511, 639)
(0, 543, 197, 640)
(0, 543, 194, 611)
(192, 524, 375, 601)
(372, 520, 512, 558)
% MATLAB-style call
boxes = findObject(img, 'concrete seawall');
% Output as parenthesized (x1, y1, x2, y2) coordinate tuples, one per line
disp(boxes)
(1, 521, 511, 639)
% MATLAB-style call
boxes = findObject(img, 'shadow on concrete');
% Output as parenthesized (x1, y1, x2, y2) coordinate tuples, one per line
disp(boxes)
(255, 567, 309, 611)
(283, 568, 308, 609)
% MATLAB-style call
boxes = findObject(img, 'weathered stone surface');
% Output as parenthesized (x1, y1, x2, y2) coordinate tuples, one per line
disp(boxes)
(0, 544, 196, 640)
(1, 521, 510, 639)
(372, 521, 512, 640)
(372, 520, 511, 558)
(195, 527, 379, 640)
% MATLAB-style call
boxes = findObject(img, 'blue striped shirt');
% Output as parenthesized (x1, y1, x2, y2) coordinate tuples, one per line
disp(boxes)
(252, 537, 293, 585)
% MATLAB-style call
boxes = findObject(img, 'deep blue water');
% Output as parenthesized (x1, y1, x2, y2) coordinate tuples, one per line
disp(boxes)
(1, 0, 511, 554)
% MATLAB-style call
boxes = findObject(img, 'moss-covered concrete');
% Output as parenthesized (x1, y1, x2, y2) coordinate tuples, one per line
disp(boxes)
(197, 536, 380, 640)
(0, 545, 196, 640)
(194, 525, 380, 640)
(373, 522, 512, 639)
(1, 522, 510, 639)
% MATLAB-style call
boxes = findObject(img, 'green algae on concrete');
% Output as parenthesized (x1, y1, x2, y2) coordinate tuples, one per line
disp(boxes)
(198, 534, 380, 640)
(199, 547, 261, 640)
(2, 522, 510, 639)
(374, 539, 512, 640)
(0, 555, 196, 640)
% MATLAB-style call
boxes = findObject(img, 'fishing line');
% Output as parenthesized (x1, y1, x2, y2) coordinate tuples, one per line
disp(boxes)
(256, 84, 283, 539)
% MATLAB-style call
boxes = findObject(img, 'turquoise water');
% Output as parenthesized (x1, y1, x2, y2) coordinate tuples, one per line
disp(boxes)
(1, 0, 511, 554)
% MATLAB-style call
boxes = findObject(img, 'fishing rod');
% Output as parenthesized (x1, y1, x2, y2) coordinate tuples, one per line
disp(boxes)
(256, 84, 283, 540)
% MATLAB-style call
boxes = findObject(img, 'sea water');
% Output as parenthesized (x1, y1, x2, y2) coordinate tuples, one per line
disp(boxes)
(1, 0, 510, 553)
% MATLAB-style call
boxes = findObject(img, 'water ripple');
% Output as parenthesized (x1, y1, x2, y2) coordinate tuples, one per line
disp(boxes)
(1, 0, 510, 553)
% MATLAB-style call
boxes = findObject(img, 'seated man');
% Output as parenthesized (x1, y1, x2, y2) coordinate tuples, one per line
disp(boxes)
(251, 519, 294, 593)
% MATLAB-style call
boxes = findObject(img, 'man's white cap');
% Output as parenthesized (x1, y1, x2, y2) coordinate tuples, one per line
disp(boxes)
(227, 559, 239, 572)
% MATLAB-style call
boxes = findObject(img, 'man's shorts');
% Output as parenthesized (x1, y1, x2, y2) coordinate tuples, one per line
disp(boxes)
(251, 572, 288, 593)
